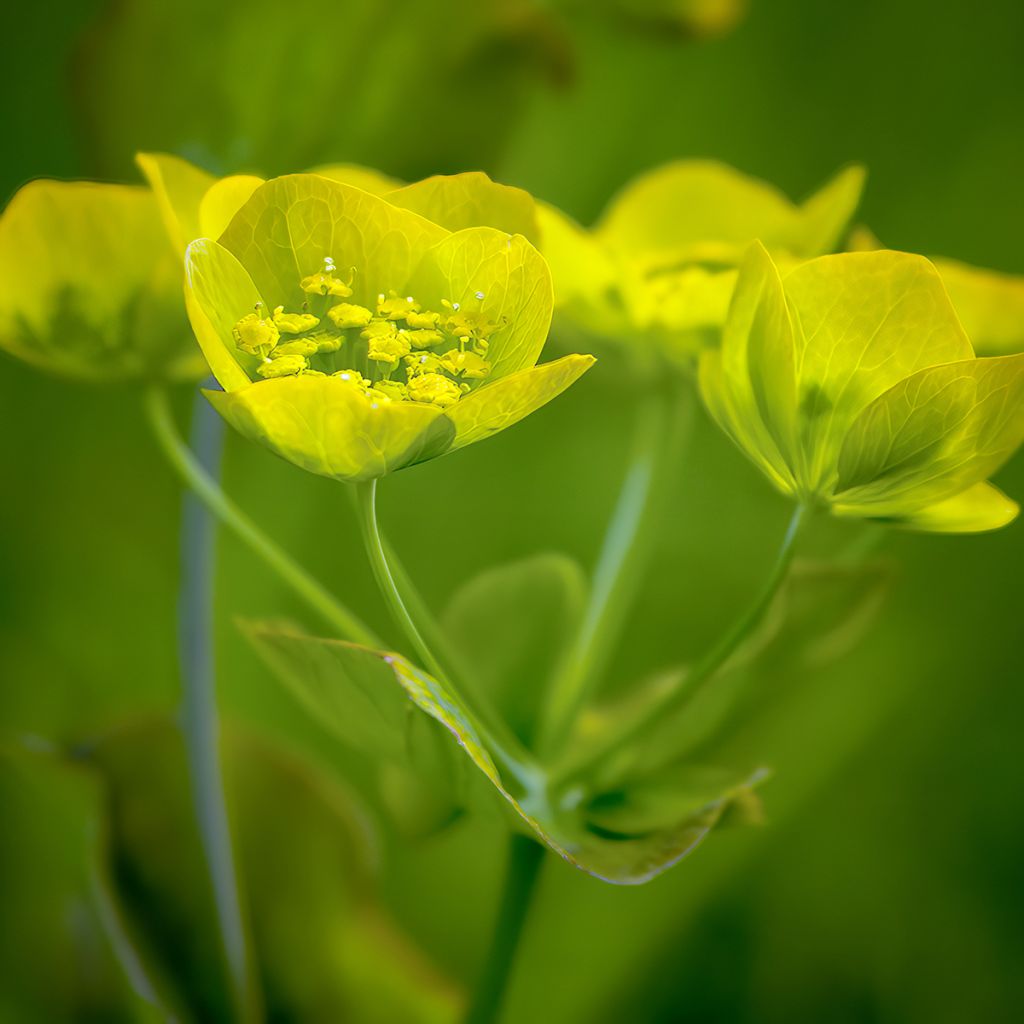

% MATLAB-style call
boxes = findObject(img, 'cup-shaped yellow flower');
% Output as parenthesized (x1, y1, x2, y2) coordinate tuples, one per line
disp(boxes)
(0, 179, 204, 381)
(700, 243, 1024, 532)
(185, 174, 593, 481)
(539, 160, 865, 363)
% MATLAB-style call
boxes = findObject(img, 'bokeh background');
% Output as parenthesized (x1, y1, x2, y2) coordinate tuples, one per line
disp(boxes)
(2, 0, 1023, 1021)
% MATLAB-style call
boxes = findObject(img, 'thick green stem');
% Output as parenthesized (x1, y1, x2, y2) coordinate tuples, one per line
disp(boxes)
(537, 385, 691, 757)
(144, 386, 380, 648)
(464, 834, 545, 1024)
(556, 504, 808, 785)
(353, 479, 537, 789)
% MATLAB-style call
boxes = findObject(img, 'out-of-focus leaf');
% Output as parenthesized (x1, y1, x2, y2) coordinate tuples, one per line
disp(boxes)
(244, 624, 762, 884)
(77, 718, 459, 1023)
(572, 557, 893, 782)
(441, 553, 588, 746)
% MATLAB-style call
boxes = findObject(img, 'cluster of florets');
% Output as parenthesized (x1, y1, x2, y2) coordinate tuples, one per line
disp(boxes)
(230, 257, 503, 408)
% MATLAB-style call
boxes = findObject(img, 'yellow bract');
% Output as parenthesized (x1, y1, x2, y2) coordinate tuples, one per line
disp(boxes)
(186, 174, 594, 482)
(700, 243, 1024, 533)
(539, 160, 865, 365)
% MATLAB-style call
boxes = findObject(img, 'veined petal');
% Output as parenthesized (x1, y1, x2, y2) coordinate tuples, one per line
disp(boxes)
(217, 174, 449, 312)
(933, 257, 1024, 356)
(833, 353, 1024, 511)
(836, 481, 1019, 533)
(205, 374, 452, 482)
(782, 250, 975, 492)
(698, 243, 799, 496)
(310, 164, 403, 195)
(596, 160, 796, 261)
(443, 354, 595, 452)
(199, 175, 264, 240)
(787, 164, 867, 258)
(409, 227, 553, 380)
(185, 238, 263, 392)
(387, 172, 540, 243)
(135, 151, 216, 254)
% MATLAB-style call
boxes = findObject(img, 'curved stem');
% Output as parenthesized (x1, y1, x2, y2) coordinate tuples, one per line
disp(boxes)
(354, 479, 537, 790)
(557, 504, 808, 786)
(177, 391, 260, 1023)
(464, 834, 545, 1024)
(144, 385, 380, 648)
(537, 384, 692, 757)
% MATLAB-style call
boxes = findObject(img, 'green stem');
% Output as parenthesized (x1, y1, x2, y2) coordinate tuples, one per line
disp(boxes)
(537, 385, 691, 757)
(353, 479, 537, 789)
(144, 385, 380, 648)
(464, 834, 545, 1024)
(557, 504, 808, 786)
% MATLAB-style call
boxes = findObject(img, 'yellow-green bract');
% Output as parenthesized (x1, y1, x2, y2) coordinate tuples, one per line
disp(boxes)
(538, 160, 865, 363)
(0, 179, 204, 381)
(700, 243, 1024, 532)
(185, 173, 594, 482)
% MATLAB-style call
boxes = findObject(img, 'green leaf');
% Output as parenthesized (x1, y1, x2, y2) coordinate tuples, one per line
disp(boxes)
(135, 151, 216, 254)
(244, 624, 764, 885)
(834, 353, 1024, 519)
(441, 553, 588, 747)
(388, 172, 540, 243)
(933, 256, 1024, 355)
(0, 180, 202, 381)
(444, 354, 595, 452)
(80, 719, 460, 1022)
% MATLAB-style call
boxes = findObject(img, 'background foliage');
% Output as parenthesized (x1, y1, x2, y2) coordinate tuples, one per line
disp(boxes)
(2, 0, 1023, 1021)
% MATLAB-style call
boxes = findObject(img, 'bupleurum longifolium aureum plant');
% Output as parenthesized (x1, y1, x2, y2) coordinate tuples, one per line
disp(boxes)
(3, 154, 1024, 897)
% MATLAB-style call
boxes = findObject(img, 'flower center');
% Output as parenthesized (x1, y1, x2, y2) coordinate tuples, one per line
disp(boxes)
(230, 257, 503, 408)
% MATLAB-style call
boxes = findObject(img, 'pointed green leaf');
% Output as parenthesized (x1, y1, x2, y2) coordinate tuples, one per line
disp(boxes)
(441, 553, 588, 747)
(135, 151, 217, 254)
(0, 180, 201, 381)
(834, 353, 1024, 515)
(244, 624, 763, 884)
(388, 172, 540, 243)
(443, 354, 595, 452)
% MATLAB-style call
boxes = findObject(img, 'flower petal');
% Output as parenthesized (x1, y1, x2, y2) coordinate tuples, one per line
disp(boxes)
(310, 164, 403, 195)
(0, 179, 199, 381)
(135, 151, 216, 254)
(442, 353, 595, 452)
(410, 227, 554, 380)
(185, 238, 264, 391)
(387, 172, 540, 242)
(838, 482, 1019, 533)
(934, 257, 1024, 356)
(205, 374, 452, 482)
(216, 174, 449, 313)
(834, 353, 1024, 511)
(199, 175, 264, 240)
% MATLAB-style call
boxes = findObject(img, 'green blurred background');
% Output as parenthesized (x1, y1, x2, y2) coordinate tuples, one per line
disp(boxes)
(2, 0, 1023, 1021)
